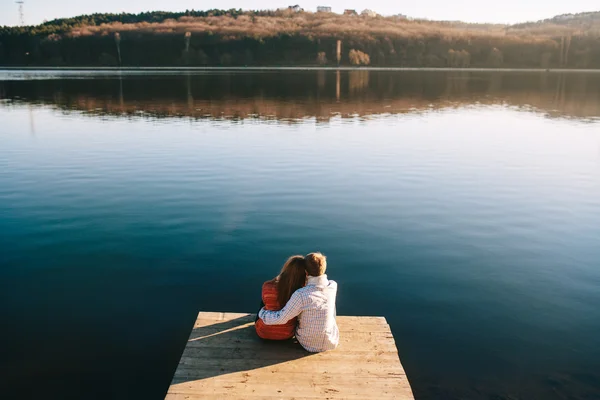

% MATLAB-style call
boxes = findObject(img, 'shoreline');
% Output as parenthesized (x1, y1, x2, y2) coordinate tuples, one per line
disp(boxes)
(1, 66, 600, 73)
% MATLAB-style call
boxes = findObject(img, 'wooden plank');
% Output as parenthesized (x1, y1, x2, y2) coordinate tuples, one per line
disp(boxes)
(174, 347, 403, 361)
(169, 381, 410, 397)
(183, 338, 399, 352)
(172, 371, 408, 384)
(167, 394, 405, 400)
(165, 312, 414, 399)
(170, 378, 409, 391)
(173, 358, 407, 377)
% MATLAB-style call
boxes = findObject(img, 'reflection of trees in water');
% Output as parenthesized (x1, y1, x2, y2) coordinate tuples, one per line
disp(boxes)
(539, 73, 548, 92)
(336, 70, 340, 101)
(444, 72, 470, 97)
(317, 70, 326, 90)
(488, 73, 503, 94)
(549, 73, 600, 118)
(348, 70, 370, 93)
(2, 71, 600, 122)
(574, 73, 588, 95)
(554, 73, 566, 109)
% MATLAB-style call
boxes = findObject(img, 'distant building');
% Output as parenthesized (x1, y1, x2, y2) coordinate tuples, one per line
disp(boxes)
(344, 9, 357, 16)
(361, 9, 377, 17)
(317, 6, 332, 12)
(393, 14, 408, 20)
(288, 5, 302, 12)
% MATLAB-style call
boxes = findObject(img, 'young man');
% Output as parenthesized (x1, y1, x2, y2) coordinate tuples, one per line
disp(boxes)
(258, 252, 339, 352)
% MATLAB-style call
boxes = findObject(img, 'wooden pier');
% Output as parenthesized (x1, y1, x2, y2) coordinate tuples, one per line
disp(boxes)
(165, 312, 414, 399)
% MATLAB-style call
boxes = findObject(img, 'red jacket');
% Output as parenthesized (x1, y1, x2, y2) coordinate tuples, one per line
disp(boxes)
(255, 280, 296, 340)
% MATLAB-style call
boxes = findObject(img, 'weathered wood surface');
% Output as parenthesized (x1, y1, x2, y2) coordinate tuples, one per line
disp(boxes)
(165, 312, 414, 399)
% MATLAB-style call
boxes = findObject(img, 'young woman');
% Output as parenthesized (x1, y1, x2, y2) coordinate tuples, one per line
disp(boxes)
(255, 255, 306, 340)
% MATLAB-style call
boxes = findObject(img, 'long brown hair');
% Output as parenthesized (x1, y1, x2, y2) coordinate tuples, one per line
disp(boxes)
(273, 255, 307, 307)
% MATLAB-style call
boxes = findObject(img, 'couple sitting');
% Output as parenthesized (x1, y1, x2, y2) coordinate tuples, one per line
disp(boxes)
(255, 252, 339, 352)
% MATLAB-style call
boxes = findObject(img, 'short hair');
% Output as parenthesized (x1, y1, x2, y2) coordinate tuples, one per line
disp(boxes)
(305, 252, 327, 276)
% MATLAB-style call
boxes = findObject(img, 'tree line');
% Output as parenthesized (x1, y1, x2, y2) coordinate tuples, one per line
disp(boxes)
(1, 10, 600, 68)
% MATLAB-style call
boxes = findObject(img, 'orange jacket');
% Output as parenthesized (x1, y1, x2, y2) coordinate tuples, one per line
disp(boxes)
(255, 280, 297, 340)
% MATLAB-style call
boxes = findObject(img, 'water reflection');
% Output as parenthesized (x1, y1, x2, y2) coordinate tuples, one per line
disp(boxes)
(2, 69, 600, 400)
(1, 70, 600, 122)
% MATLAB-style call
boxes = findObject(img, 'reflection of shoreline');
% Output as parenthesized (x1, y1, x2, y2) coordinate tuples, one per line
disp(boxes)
(1, 71, 600, 122)
(5, 96, 598, 123)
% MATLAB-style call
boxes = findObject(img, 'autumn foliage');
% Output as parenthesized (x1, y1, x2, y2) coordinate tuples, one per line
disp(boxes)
(349, 50, 370, 65)
(1, 9, 600, 67)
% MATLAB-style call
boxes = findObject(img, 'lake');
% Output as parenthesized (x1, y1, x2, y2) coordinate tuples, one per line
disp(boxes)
(1, 69, 599, 399)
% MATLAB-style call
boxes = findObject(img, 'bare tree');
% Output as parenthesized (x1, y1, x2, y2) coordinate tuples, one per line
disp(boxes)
(183, 32, 192, 65)
(185, 31, 191, 52)
(114, 32, 121, 66)
(564, 34, 572, 66)
(559, 37, 565, 66)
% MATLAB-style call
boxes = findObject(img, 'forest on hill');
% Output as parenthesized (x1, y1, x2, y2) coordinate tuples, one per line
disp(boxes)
(1, 9, 600, 68)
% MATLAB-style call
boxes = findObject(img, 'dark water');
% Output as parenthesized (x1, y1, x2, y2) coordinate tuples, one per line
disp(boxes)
(1, 70, 600, 400)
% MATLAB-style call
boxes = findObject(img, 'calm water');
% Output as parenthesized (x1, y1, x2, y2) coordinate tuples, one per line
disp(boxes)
(1, 70, 600, 400)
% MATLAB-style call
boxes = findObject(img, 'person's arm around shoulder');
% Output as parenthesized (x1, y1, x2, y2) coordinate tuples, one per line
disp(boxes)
(258, 289, 303, 325)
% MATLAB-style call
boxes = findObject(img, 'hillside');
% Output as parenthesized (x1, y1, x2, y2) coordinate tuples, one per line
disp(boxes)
(513, 11, 600, 29)
(1, 9, 600, 68)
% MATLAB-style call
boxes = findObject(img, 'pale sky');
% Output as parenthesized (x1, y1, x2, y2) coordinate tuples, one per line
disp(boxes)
(0, 0, 598, 27)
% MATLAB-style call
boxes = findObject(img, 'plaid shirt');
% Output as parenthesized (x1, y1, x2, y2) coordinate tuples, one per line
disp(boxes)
(258, 274, 339, 352)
